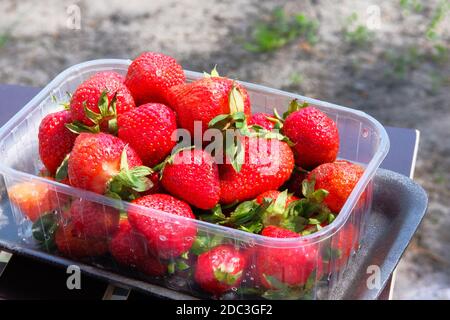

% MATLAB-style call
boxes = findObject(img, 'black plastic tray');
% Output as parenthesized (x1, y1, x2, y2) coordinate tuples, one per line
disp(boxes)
(0, 169, 428, 300)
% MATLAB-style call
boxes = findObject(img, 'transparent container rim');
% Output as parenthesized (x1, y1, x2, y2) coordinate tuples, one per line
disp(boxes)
(0, 59, 390, 247)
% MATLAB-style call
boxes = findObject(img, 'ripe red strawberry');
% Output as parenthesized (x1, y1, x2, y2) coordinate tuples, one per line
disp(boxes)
(219, 137, 294, 204)
(55, 222, 109, 258)
(256, 190, 298, 206)
(117, 103, 177, 167)
(125, 52, 185, 105)
(110, 219, 166, 276)
(261, 225, 299, 238)
(128, 194, 197, 259)
(167, 76, 251, 136)
(70, 199, 120, 240)
(282, 103, 339, 169)
(69, 71, 135, 130)
(160, 148, 220, 210)
(194, 245, 247, 295)
(257, 226, 322, 290)
(68, 133, 152, 197)
(248, 113, 275, 131)
(38, 110, 77, 175)
(307, 160, 364, 213)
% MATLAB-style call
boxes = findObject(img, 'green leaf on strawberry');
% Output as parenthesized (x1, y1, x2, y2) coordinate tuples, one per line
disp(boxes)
(66, 91, 119, 135)
(214, 268, 243, 286)
(106, 147, 154, 200)
(190, 234, 224, 255)
(229, 85, 245, 114)
(262, 271, 317, 300)
(32, 213, 59, 252)
(55, 154, 70, 182)
(283, 99, 309, 119)
(203, 65, 220, 78)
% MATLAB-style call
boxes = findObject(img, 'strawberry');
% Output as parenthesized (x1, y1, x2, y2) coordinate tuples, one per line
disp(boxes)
(117, 103, 177, 167)
(70, 199, 120, 240)
(38, 110, 77, 175)
(281, 101, 339, 169)
(219, 137, 294, 204)
(167, 75, 251, 136)
(256, 226, 322, 295)
(307, 160, 364, 213)
(261, 225, 299, 238)
(67, 133, 153, 198)
(68, 71, 135, 132)
(125, 52, 185, 105)
(248, 113, 275, 131)
(128, 194, 197, 259)
(8, 178, 66, 222)
(194, 245, 247, 295)
(159, 148, 220, 210)
(110, 219, 166, 276)
(55, 222, 109, 258)
(255, 190, 298, 206)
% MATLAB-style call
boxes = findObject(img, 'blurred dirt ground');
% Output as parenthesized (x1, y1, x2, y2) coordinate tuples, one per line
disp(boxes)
(0, 0, 449, 299)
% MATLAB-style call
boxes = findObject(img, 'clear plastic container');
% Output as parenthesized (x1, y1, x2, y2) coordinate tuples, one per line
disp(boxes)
(0, 59, 389, 299)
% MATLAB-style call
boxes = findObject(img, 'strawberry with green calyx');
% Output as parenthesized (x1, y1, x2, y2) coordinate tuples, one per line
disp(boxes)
(106, 147, 155, 200)
(257, 190, 299, 228)
(279, 99, 340, 169)
(201, 178, 333, 236)
(69, 71, 135, 133)
(67, 133, 153, 199)
(158, 148, 220, 210)
(219, 136, 294, 203)
(167, 69, 251, 138)
(190, 233, 224, 256)
(256, 225, 322, 298)
(202, 199, 272, 234)
(280, 178, 335, 235)
(307, 160, 365, 213)
(194, 245, 248, 296)
(208, 86, 290, 172)
(67, 91, 119, 135)
(199, 190, 296, 234)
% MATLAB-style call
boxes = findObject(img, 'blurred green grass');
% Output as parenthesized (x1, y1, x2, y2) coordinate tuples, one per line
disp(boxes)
(243, 7, 319, 53)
